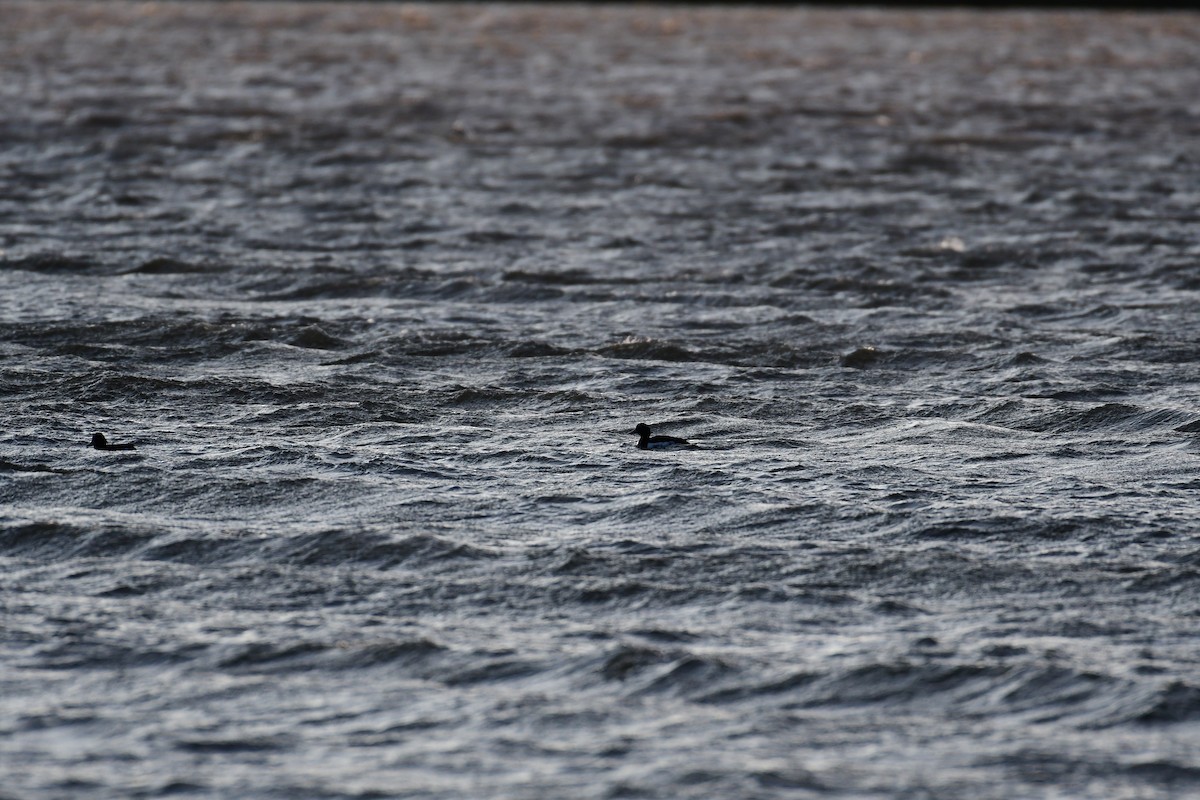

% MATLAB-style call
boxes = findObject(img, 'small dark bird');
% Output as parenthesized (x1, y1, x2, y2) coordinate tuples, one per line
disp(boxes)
(91, 433, 136, 451)
(632, 423, 692, 451)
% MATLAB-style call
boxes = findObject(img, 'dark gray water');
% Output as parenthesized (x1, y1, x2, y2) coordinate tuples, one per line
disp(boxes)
(3, 3, 1200, 797)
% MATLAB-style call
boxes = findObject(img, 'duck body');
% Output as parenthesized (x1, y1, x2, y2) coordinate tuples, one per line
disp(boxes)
(92, 433, 136, 451)
(633, 423, 692, 451)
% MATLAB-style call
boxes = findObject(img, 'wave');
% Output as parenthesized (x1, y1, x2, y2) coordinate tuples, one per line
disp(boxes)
(125, 256, 215, 275)
(594, 337, 844, 369)
(0, 521, 149, 561)
(3, 318, 261, 362)
(264, 530, 497, 569)
(5, 251, 213, 278)
(697, 661, 1200, 729)
(28, 636, 196, 671)
(0, 459, 65, 474)
(593, 644, 739, 697)
(502, 268, 605, 286)
(0, 522, 496, 571)
(970, 401, 1194, 435)
(213, 636, 447, 674)
(288, 325, 347, 350)
(1124, 566, 1200, 595)
(2, 252, 105, 274)
(175, 735, 294, 754)
(1132, 682, 1200, 725)
(596, 338, 698, 363)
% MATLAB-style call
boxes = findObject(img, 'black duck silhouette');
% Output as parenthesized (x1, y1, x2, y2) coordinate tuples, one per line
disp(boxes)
(91, 433, 136, 451)
(632, 423, 693, 451)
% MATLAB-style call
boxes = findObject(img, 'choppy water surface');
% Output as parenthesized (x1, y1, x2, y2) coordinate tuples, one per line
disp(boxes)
(3, 3, 1200, 797)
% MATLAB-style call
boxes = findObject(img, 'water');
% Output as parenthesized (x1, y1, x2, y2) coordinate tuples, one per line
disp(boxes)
(2, 3, 1200, 797)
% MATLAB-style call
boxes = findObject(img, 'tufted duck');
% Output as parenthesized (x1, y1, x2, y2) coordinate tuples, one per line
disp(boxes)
(633, 423, 693, 451)
(91, 433, 136, 451)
